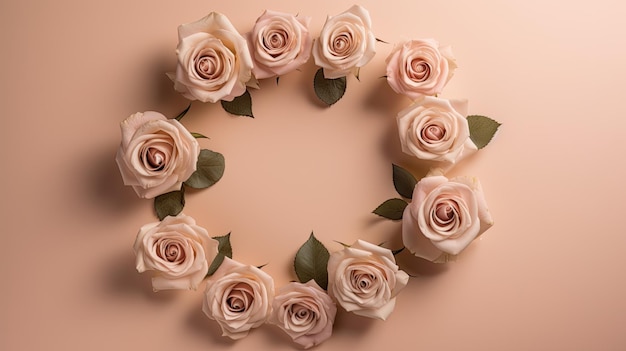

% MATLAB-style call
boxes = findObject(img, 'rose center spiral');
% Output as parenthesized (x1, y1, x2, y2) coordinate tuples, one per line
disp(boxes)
(409, 60, 431, 82)
(196, 54, 221, 80)
(146, 148, 166, 170)
(422, 124, 445, 142)
(227, 283, 254, 313)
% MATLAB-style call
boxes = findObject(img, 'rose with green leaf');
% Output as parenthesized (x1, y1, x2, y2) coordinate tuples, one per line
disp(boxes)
(327, 240, 409, 320)
(386, 39, 456, 100)
(133, 213, 218, 291)
(115, 111, 200, 199)
(247, 10, 312, 80)
(402, 175, 493, 262)
(202, 257, 274, 340)
(168, 12, 253, 103)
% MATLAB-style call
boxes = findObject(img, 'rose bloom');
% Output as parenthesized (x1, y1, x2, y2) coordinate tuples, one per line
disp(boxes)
(327, 240, 409, 320)
(397, 96, 476, 165)
(386, 39, 456, 100)
(402, 175, 494, 262)
(312, 5, 376, 79)
(115, 111, 199, 199)
(202, 257, 274, 340)
(247, 10, 312, 80)
(168, 12, 253, 103)
(270, 280, 336, 349)
(134, 214, 218, 291)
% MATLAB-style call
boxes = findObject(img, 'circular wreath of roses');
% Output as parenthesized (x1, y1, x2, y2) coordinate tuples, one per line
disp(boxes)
(115, 5, 501, 349)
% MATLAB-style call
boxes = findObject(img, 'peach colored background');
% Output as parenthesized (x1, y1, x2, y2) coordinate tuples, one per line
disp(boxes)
(2, 0, 625, 350)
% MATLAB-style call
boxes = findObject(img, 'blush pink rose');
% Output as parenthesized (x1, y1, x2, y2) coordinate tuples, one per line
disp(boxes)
(168, 12, 253, 103)
(386, 39, 456, 100)
(397, 96, 476, 165)
(270, 280, 336, 349)
(202, 257, 274, 340)
(327, 240, 409, 320)
(134, 213, 218, 291)
(115, 111, 200, 199)
(312, 5, 376, 79)
(402, 175, 494, 262)
(247, 10, 312, 80)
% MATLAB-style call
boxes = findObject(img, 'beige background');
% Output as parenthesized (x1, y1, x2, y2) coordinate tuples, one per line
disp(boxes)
(2, 0, 625, 350)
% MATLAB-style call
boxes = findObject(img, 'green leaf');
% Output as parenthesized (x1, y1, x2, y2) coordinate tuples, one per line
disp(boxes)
(313, 68, 346, 106)
(191, 132, 209, 139)
(294, 233, 330, 290)
(174, 103, 191, 121)
(392, 247, 405, 256)
(392, 164, 417, 199)
(207, 233, 233, 276)
(184, 149, 225, 189)
(373, 198, 408, 220)
(154, 188, 185, 220)
(221, 90, 254, 117)
(467, 115, 501, 149)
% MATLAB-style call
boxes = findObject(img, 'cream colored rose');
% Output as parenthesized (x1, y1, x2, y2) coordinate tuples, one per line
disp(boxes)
(327, 240, 409, 320)
(115, 111, 199, 199)
(247, 10, 312, 80)
(168, 12, 253, 103)
(202, 257, 274, 340)
(397, 96, 476, 165)
(270, 280, 336, 349)
(386, 39, 456, 100)
(133, 214, 218, 291)
(312, 5, 376, 79)
(402, 175, 494, 262)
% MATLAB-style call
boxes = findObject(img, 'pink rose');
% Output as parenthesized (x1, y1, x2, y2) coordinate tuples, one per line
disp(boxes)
(312, 5, 376, 78)
(133, 214, 218, 291)
(168, 12, 253, 103)
(202, 257, 274, 340)
(247, 10, 312, 80)
(327, 240, 409, 320)
(402, 175, 494, 262)
(386, 39, 456, 100)
(115, 111, 199, 199)
(270, 280, 336, 349)
(397, 96, 476, 165)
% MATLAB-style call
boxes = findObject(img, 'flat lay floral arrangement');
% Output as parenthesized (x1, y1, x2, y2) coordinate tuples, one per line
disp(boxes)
(115, 5, 501, 349)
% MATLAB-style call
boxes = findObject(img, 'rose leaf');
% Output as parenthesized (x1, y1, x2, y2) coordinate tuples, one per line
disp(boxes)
(221, 90, 254, 118)
(207, 233, 233, 276)
(174, 103, 192, 121)
(294, 233, 330, 290)
(467, 115, 501, 149)
(191, 132, 209, 139)
(184, 149, 225, 189)
(372, 198, 408, 220)
(154, 188, 185, 220)
(313, 68, 346, 106)
(392, 164, 417, 199)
